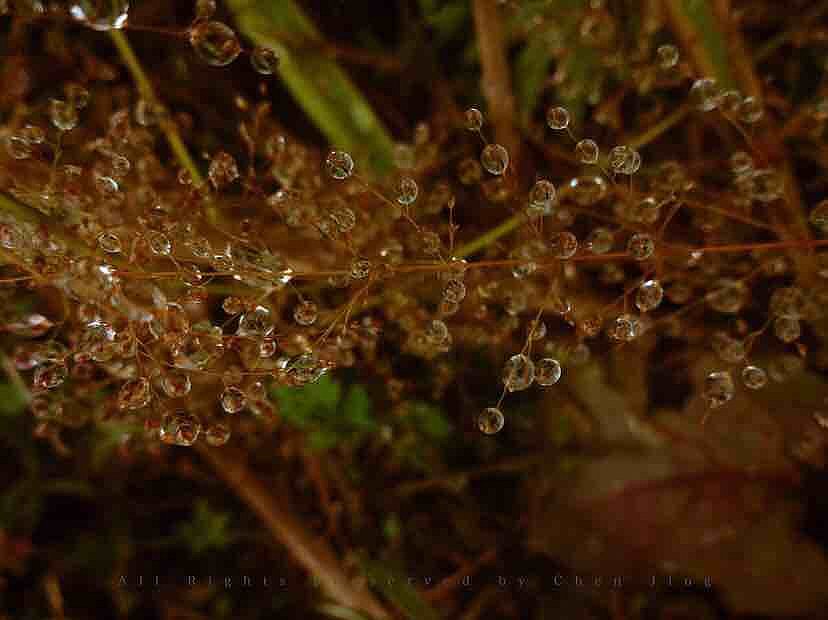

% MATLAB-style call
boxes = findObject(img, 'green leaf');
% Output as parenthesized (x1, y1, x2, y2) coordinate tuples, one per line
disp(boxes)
(176, 499, 234, 556)
(420, 0, 469, 43)
(406, 402, 451, 439)
(341, 385, 375, 430)
(515, 34, 553, 122)
(227, 0, 395, 176)
(0, 381, 28, 417)
(273, 375, 341, 425)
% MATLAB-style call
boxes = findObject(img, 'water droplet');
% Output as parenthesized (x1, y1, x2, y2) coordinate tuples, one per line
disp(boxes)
(535, 358, 562, 386)
(69, 0, 129, 30)
(585, 227, 614, 254)
(208, 151, 239, 190)
(480, 143, 509, 175)
(741, 365, 767, 390)
(237, 306, 274, 338)
(49, 98, 79, 131)
(575, 139, 600, 164)
(189, 21, 242, 67)
(627, 233, 655, 260)
(147, 231, 172, 256)
(635, 279, 663, 312)
(550, 231, 578, 259)
(465, 107, 483, 131)
(528, 179, 556, 216)
(503, 353, 534, 392)
(443, 279, 466, 303)
(609, 314, 641, 342)
(546, 106, 570, 130)
(33, 362, 67, 391)
(395, 177, 418, 205)
(97, 231, 122, 253)
(809, 200, 828, 233)
(159, 412, 201, 446)
(293, 300, 318, 326)
(703, 370, 734, 409)
(350, 259, 372, 279)
(118, 377, 151, 410)
(690, 78, 721, 111)
(220, 386, 246, 414)
(161, 372, 192, 398)
(326, 150, 354, 180)
(478, 407, 504, 434)
(657, 44, 679, 69)
(205, 422, 231, 446)
(251, 46, 279, 75)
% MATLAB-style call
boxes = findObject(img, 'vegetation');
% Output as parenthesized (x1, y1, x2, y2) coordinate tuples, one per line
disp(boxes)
(1, 0, 828, 618)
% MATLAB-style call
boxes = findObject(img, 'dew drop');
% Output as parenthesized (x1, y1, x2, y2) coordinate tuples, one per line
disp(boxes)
(703, 370, 734, 409)
(205, 422, 231, 446)
(220, 386, 246, 414)
(326, 150, 354, 180)
(575, 139, 600, 164)
(480, 143, 509, 175)
(293, 300, 318, 326)
(69, 0, 129, 30)
(546, 106, 570, 130)
(535, 358, 562, 386)
(478, 407, 504, 434)
(741, 365, 767, 390)
(189, 21, 242, 67)
(251, 46, 279, 75)
(503, 353, 534, 392)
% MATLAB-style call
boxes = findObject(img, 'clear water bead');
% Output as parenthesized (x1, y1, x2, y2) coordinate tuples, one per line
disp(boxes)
(627, 233, 655, 260)
(189, 21, 242, 67)
(396, 177, 419, 205)
(741, 365, 767, 390)
(528, 179, 556, 215)
(635, 279, 663, 312)
(326, 150, 354, 179)
(690, 78, 721, 111)
(208, 151, 239, 190)
(465, 107, 484, 131)
(220, 386, 246, 414)
(503, 353, 535, 392)
(50, 99, 79, 132)
(657, 44, 679, 69)
(703, 371, 735, 409)
(160, 412, 201, 446)
(162, 372, 192, 398)
(535, 358, 562, 386)
(118, 377, 151, 410)
(205, 422, 231, 446)
(575, 139, 600, 164)
(293, 300, 318, 326)
(480, 144, 509, 175)
(443, 279, 466, 303)
(251, 46, 279, 75)
(809, 200, 828, 233)
(478, 407, 504, 434)
(585, 227, 614, 254)
(69, 0, 129, 30)
(546, 106, 570, 130)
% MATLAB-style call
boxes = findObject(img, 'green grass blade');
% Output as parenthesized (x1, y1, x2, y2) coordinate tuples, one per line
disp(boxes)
(228, 0, 395, 176)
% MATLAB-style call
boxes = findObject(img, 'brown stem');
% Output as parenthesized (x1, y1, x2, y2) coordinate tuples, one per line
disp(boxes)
(195, 445, 391, 620)
(472, 0, 521, 163)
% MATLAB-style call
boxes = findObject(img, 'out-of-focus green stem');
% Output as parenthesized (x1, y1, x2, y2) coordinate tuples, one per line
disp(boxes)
(108, 30, 205, 190)
(454, 212, 527, 259)
(227, 0, 394, 177)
